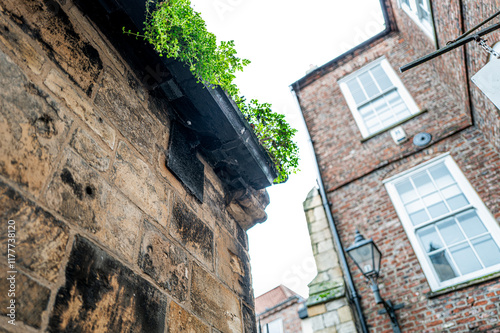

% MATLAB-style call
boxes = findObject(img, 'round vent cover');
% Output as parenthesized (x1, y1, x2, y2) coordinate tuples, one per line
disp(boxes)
(413, 132, 432, 146)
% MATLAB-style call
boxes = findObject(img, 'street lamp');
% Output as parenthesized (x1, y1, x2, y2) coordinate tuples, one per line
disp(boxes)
(345, 230, 404, 333)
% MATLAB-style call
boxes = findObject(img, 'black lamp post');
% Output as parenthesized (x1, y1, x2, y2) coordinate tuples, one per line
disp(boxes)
(346, 230, 404, 333)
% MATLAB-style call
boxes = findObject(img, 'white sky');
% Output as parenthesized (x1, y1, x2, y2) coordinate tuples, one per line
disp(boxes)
(190, 0, 385, 298)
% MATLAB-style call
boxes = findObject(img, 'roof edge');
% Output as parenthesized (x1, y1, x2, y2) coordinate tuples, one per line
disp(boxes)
(290, 0, 396, 92)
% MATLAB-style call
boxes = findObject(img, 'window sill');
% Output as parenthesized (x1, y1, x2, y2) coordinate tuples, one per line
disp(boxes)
(360, 109, 428, 143)
(426, 271, 500, 299)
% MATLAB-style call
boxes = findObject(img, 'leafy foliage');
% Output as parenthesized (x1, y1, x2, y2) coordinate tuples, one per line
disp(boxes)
(234, 97, 299, 183)
(124, 0, 299, 183)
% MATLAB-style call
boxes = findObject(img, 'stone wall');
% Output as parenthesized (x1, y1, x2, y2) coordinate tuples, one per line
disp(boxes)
(303, 189, 357, 333)
(0, 0, 269, 332)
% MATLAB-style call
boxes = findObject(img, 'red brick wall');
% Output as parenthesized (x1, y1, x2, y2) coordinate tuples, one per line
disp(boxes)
(328, 127, 499, 332)
(299, 31, 470, 192)
(258, 299, 304, 333)
(460, 0, 500, 151)
(295, 1, 500, 332)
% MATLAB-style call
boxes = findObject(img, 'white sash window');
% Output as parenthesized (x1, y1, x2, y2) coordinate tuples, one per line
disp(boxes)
(399, 0, 435, 41)
(339, 57, 420, 138)
(384, 154, 500, 291)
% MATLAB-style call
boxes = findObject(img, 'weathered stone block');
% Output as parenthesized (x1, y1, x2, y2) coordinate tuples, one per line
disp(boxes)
(44, 69, 115, 149)
(167, 301, 209, 333)
(45, 150, 110, 233)
(138, 221, 189, 302)
(171, 200, 213, 269)
(215, 226, 253, 307)
(0, 268, 50, 329)
(316, 327, 337, 333)
(337, 306, 353, 323)
(307, 280, 346, 307)
(203, 177, 232, 232)
(111, 141, 169, 225)
(315, 249, 339, 272)
(191, 263, 242, 333)
(0, 0, 102, 95)
(311, 315, 326, 331)
(227, 189, 269, 230)
(70, 127, 110, 172)
(48, 236, 167, 333)
(323, 310, 340, 327)
(241, 303, 257, 333)
(99, 189, 142, 262)
(0, 182, 69, 282)
(94, 69, 164, 161)
(0, 13, 45, 75)
(308, 303, 327, 317)
(46, 150, 142, 262)
(325, 298, 347, 312)
(336, 321, 356, 333)
(0, 50, 71, 195)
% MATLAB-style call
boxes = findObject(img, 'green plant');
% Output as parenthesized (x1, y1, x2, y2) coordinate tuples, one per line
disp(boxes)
(234, 96, 299, 183)
(124, 0, 299, 183)
(124, 0, 247, 96)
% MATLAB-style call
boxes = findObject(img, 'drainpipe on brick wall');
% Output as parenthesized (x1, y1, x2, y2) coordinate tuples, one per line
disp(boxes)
(457, 0, 475, 127)
(291, 89, 369, 333)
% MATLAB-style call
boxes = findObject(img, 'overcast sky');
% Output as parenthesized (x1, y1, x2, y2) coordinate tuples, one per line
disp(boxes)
(190, 0, 386, 298)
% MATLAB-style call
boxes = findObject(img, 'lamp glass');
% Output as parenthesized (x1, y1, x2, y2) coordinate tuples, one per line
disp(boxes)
(348, 239, 382, 278)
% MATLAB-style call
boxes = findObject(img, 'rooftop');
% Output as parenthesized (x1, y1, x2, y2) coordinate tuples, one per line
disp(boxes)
(255, 285, 303, 315)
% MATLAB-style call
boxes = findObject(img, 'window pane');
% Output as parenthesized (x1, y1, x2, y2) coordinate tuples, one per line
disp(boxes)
(472, 235, 500, 267)
(417, 226, 443, 252)
(429, 251, 457, 282)
(409, 209, 430, 226)
(447, 194, 469, 211)
(423, 192, 449, 218)
(441, 184, 462, 200)
(395, 180, 416, 203)
(428, 202, 449, 219)
(359, 71, 380, 99)
(385, 89, 401, 105)
(450, 243, 482, 275)
(429, 164, 454, 188)
(371, 96, 387, 113)
(413, 172, 435, 196)
(347, 79, 367, 105)
(457, 211, 487, 238)
(371, 65, 392, 91)
(437, 218, 464, 246)
(266, 319, 283, 333)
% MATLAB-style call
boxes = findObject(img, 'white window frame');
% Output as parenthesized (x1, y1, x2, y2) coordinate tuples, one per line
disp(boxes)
(384, 153, 500, 291)
(338, 57, 420, 138)
(263, 318, 283, 333)
(399, 0, 436, 41)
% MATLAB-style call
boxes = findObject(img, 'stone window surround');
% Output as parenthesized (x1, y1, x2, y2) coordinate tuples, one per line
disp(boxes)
(398, 0, 436, 42)
(384, 153, 500, 292)
(338, 56, 421, 139)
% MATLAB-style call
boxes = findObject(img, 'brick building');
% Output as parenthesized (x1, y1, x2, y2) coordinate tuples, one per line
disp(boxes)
(0, 0, 277, 332)
(255, 285, 307, 333)
(292, 0, 500, 332)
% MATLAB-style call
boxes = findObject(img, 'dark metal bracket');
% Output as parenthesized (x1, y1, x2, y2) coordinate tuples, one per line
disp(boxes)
(400, 21, 500, 72)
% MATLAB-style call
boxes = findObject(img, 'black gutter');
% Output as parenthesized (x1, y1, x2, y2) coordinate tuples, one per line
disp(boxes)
(290, 89, 369, 333)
